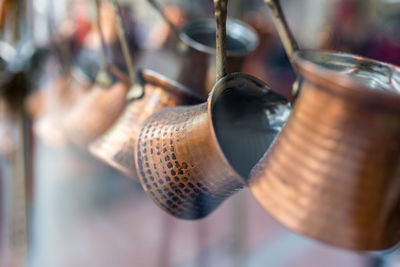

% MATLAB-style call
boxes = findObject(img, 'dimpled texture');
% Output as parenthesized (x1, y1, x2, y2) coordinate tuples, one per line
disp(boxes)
(136, 103, 245, 219)
(89, 82, 195, 178)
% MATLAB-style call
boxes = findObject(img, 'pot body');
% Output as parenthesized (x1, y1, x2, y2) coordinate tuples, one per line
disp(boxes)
(250, 50, 400, 251)
(89, 69, 203, 178)
(135, 73, 290, 219)
(63, 81, 129, 148)
(135, 103, 245, 219)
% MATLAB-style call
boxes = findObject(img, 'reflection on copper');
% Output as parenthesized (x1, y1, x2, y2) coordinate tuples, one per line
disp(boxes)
(89, 69, 203, 178)
(63, 81, 129, 148)
(249, 50, 400, 251)
(135, 73, 290, 219)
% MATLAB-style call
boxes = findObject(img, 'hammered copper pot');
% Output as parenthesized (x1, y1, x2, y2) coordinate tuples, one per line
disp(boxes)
(89, 69, 203, 178)
(249, 50, 400, 251)
(177, 18, 259, 97)
(135, 72, 290, 219)
(63, 78, 130, 148)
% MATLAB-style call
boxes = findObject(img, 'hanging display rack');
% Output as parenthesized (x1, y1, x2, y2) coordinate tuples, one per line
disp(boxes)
(2, 0, 400, 259)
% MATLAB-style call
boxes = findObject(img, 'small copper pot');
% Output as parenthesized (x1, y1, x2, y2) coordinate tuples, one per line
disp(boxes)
(135, 72, 290, 219)
(62, 79, 130, 148)
(177, 18, 259, 97)
(250, 50, 400, 251)
(88, 69, 204, 178)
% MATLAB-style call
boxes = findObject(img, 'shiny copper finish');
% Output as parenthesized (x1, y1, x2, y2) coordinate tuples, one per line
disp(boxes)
(135, 73, 290, 219)
(89, 69, 203, 178)
(63, 81, 129, 148)
(250, 50, 400, 251)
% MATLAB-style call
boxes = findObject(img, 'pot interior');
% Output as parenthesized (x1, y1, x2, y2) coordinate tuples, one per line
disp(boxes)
(211, 74, 290, 181)
(181, 19, 259, 55)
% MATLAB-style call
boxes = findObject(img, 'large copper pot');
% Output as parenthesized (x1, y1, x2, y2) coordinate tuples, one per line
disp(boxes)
(177, 18, 259, 97)
(135, 72, 290, 219)
(89, 69, 203, 178)
(250, 50, 400, 251)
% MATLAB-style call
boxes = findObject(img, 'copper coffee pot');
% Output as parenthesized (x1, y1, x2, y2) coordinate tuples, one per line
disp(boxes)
(88, 0, 204, 177)
(88, 69, 203, 178)
(134, 0, 290, 219)
(63, 0, 138, 148)
(62, 79, 130, 148)
(250, 50, 400, 251)
(146, 0, 259, 97)
(249, 0, 400, 251)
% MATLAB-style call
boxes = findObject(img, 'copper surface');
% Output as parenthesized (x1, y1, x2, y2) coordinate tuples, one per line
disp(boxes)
(63, 81, 129, 148)
(135, 73, 290, 219)
(89, 69, 203, 178)
(249, 50, 400, 251)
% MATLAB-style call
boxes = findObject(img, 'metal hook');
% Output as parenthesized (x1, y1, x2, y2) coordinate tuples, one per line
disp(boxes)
(214, 0, 228, 81)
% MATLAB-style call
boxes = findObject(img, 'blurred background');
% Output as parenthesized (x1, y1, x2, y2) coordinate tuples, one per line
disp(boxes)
(1, 0, 400, 266)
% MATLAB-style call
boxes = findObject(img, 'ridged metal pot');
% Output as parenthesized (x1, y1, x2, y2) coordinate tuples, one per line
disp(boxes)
(89, 69, 203, 178)
(135, 72, 290, 219)
(177, 18, 259, 97)
(250, 50, 400, 251)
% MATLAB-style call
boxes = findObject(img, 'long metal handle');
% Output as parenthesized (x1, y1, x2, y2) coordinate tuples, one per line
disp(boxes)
(214, 0, 228, 81)
(147, 0, 181, 38)
(111, 0, 144, 99)
(95, 0, 112, 88)
(265, 0, 302, 96)
(265, 0, 299, 72)
(95, 0, 109, 70)
(111, 0, 136, 85)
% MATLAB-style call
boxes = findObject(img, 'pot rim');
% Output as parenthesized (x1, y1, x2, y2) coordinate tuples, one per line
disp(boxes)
(138, 68, 205, 103)
(207, 72, 272, 184)
(179, 18, 259, 57)
(294, 50, 400, 112)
